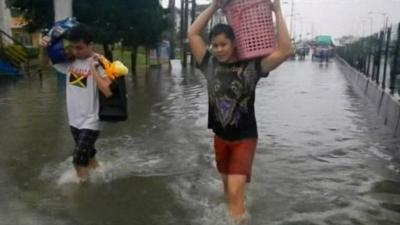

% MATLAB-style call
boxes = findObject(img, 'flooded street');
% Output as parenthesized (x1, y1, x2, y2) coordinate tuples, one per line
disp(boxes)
(1, 59, 400, 225)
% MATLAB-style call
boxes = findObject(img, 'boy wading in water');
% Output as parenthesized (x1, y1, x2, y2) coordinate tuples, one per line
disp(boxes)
(40, 24, 113, 183)
(188, 0, 293, 223)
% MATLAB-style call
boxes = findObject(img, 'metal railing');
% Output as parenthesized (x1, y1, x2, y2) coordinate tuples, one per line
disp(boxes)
(0, 28, 32, 77)
(337, 23, 400, 96)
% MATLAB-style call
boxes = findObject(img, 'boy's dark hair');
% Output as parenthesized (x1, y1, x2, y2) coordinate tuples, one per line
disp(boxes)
(66, 24, 93, 44)
(209, 23, 235, 42)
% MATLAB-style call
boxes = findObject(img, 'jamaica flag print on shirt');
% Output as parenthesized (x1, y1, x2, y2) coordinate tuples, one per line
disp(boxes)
(69, 67, 90, 88)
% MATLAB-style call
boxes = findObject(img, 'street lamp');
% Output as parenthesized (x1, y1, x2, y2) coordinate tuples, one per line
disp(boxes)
(304, 20, 315, 41)
(293, 15, 308, 41)
(360, 19, 367, 37)
(289, 13, 301, 42)
(359, 17, 369, 37)
(368, 11, 389, 31)
(361, 15, 374, 36)
(295, 17, 305, 41)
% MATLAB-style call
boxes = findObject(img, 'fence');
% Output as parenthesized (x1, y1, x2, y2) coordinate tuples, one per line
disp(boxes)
(336, 23, 400, 96)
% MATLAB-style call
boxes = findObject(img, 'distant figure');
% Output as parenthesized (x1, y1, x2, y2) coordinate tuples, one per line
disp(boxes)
(320, 48, 330, 66)
(297, 48, 306, 60)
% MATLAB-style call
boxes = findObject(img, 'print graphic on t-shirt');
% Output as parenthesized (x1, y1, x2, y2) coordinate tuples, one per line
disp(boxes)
(212, 77, 250, 127)
(69, 67, 90, 88)
(215, 96, 236, 127)
(214, 95, 250, 128)
(210, 65, 250, 128)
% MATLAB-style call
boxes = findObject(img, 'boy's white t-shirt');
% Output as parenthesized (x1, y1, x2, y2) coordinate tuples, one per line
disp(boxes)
(54, 57, 106, 130)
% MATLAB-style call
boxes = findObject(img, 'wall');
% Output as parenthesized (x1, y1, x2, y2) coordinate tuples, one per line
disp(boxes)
(337, 57, 400, 138)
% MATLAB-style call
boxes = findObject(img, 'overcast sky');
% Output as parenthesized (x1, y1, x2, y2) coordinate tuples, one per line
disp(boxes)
(161, 0, 400, 38)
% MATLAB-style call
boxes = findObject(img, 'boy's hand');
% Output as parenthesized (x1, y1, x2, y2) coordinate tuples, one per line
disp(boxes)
(271, 0, 282, 13)
(90, 55, 101, 69)
(39, 36, 51, 47)
(91, 54, 99, 63)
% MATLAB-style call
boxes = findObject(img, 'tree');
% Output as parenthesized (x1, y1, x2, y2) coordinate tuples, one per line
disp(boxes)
(140, 6, 171, 64)
(76, 0, 171, 70)
(7, 0, 172, 72)
(73, 0, 123, 60)
(167, 0, 176, 59)
(119, 0, 171, 72)
(7, 0, 120, 60)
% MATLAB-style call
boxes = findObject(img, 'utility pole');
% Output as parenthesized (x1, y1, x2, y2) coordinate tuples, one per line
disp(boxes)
(0, 0, 12, 35)
(53, 0, 72, 21)
(290, 0, 294, 40)
(53, 0, 72, 83)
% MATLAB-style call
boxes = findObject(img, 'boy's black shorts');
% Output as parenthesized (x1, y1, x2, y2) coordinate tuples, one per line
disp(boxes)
(70, 126, 100, 166)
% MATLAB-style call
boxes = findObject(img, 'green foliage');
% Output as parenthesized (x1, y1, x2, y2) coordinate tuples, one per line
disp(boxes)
(7, 0, 172, 49)
(6, 0, 54, 32)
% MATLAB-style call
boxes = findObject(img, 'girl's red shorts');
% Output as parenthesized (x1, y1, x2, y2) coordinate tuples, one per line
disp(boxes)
(214, 135, 258, 182)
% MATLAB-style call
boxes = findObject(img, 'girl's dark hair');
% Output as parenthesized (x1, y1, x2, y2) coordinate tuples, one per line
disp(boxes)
(66, 24, 93, 44)
(209, 23, 235, 41)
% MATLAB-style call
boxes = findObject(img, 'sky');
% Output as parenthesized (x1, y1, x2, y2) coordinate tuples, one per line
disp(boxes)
(160, 0, 400, 38)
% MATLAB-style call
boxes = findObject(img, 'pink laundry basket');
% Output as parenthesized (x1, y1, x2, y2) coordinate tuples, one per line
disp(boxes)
(223, 0, 276, 60)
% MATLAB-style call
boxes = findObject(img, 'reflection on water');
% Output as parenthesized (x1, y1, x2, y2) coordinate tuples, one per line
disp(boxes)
(0, 60, 400, 225)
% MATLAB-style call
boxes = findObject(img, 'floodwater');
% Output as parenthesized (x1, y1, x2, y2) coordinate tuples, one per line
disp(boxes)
(0, 58, 400, 225)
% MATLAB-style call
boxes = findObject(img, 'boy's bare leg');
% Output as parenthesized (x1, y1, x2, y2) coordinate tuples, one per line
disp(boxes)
(75, 166, 90, 182)
(88, 158, 99, 170)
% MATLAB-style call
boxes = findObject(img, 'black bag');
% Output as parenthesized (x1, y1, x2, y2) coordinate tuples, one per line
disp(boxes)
(99, 76, 128, 122)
